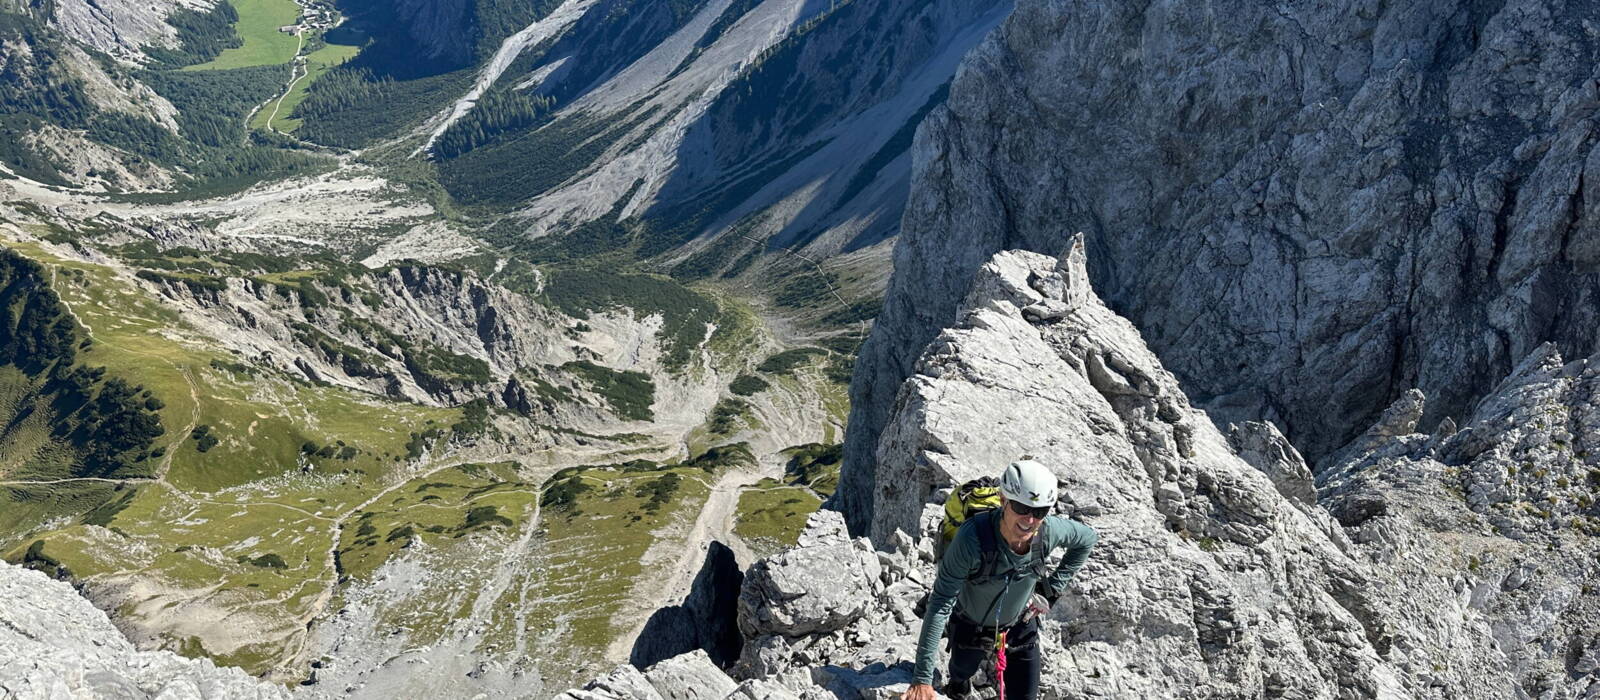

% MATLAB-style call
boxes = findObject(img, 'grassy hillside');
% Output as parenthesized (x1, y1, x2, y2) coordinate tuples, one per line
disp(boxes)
(527, 458, 716, 686)
(0, 249, 165, 481)
(0, 237, 469, 675)
(734, 481, 821, 559)
(731, 443, 839, 558)
(335, 461, 539, 581)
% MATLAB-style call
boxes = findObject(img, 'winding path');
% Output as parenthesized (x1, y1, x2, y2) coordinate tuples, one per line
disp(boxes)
(245, 33, 307, 135)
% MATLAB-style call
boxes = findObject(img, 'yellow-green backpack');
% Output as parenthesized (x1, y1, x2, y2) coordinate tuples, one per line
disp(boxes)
(938, 476, 1002, 554)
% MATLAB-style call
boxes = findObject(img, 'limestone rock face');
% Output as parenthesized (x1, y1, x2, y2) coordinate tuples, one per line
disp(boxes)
(865, 245, 1428, 697)
(1318, 344, 1600, 695)
(631, 541, 744, 669)
(573, 245, 1599, 699)
(736, 536, 882, 639)
(554, 664, 666, 700)
(1229, 420, 1318, 508)
(49, 0, 193, 62)
(840, 0, 1600, 533)
(387, 0, 473, 67)
(0, 563, 290, 699)
(642, 650, 739, 700)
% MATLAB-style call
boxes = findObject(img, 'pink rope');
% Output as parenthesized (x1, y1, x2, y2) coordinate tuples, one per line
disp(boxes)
(995, 631, 1008, 700)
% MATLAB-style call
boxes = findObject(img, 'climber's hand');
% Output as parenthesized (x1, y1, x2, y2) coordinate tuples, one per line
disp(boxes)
(1022, 592, 1051, 622)
(901, 682, 936, 700)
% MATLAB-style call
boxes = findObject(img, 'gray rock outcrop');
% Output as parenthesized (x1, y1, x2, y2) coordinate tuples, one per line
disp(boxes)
(736, 534, 882, 639)
(0, 562, 290, 699)
(568, 245, 1600, 698)
(49, 0, 189, 62)
(1318, 344, 1600, 696)
(840, 0, 1600, 535)
(555, 664, 665, 700)
(556, 651, 737, 700)
(397, 0, 473, 66)
(642, 650, 739, 700)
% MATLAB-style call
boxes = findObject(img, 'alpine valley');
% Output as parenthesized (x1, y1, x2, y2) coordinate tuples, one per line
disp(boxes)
(2, 0, 1598, 698)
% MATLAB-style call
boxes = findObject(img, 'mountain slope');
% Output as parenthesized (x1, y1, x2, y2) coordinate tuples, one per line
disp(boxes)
(284, 0, 1008, 325)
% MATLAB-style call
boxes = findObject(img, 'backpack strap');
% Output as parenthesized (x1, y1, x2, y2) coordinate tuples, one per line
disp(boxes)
(971, 512, 1054, 584)
(971, 509, 1002, 583)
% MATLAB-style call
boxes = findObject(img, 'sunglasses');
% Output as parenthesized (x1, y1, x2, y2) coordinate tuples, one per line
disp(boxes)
(1007, 500, 1051, 519)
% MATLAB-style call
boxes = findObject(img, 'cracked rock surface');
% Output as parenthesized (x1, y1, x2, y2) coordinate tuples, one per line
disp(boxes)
(0, 563, 290, 699)
(839, 0, 1600, 534)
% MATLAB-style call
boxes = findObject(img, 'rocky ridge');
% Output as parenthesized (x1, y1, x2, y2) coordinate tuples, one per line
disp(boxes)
(0, 562, 290, 699)
(841, 0, 1600, 531)
(564, 243, 1597, 698)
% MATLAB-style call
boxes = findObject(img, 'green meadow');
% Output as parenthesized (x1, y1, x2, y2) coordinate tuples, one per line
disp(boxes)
(184, 0, 302, 71)
(253, 40, 362, 132)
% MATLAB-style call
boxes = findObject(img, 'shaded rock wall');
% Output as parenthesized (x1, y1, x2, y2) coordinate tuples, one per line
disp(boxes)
(630, 540, 744, 669)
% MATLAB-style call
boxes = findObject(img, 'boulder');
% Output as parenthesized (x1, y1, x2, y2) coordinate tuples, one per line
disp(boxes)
(643, 650, 738, 700)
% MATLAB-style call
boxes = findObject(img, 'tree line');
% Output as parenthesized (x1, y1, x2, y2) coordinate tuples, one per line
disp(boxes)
(0, 252, 166, 477)
(144, 2, 242, 68)
(431, 88, 552, 159)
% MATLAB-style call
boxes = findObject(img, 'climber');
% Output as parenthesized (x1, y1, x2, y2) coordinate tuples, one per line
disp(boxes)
(901, 459, 1098, 700)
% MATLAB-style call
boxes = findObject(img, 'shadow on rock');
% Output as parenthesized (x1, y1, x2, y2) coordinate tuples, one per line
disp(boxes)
(630, 540, 744, 669)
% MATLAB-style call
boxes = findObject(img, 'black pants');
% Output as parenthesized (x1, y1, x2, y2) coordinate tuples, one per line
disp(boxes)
(947, 615, 1041, 700)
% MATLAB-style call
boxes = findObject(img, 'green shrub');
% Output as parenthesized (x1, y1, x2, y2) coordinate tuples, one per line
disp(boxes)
(729, 374, 769, 396)
(460, 505, 513, 531)
(564, 360, 655, 420)
(18, 540, 67, 578)
(188, 424, 218, 453)
(540, 476, 590, 510)
(757, 347, 826, 375)
(405, 344, 492, 385)
(405, 428, 443, 460)
(686, 443, 755, 472)
(783, 443, 841, 496)
(135, 269, 228, 293)
(708, 398, 751, 436)
(244, 553, 288, 569)
(634, 472, 682, 513)
(80, 488, 139, 527)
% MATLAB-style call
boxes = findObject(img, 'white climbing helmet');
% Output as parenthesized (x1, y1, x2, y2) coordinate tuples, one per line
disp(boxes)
(999, 458, 1057, 508)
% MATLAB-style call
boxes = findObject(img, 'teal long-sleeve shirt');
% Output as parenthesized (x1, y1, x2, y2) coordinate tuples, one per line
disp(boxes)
(911, 512, 1098, 686)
